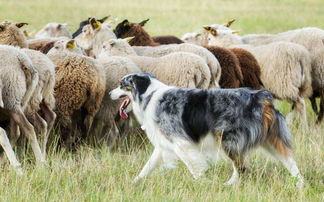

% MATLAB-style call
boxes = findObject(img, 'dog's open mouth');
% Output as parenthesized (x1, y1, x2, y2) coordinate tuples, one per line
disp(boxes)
(119, 96, 131, 119)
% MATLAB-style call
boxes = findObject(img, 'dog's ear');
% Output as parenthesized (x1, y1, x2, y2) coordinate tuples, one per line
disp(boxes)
(132, 74, 151, 95)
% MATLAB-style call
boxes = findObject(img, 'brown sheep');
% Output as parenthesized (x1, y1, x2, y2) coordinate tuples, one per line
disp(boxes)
(47, 41, 106, 145)
(204, 46, 243, 88)
(230, 48, 263, 90)
(152, 35, 184, 44)
(114, 19, 159, 46)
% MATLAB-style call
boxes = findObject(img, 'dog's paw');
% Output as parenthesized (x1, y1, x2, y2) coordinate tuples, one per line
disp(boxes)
(132, 176, 141, 184)
(296, 180, 305, 189)
(223, 178, 240, 186)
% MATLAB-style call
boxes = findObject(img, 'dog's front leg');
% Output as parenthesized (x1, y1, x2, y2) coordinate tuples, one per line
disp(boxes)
(133, 148, 162, 183)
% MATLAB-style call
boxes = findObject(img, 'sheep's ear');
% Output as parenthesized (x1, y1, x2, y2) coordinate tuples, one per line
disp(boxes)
(108, 39, 116, 46)
(209, 28, 217, 36)
(16, 22, 28, 28)
(99, 15, 110, 23)
(232, 30, 239, 34)
(203, 25, 211, 31)
(123, 20, 132, 27)
(66, 40, 76, 50)
(89, 18, 101, 30)
(225, 19, 235, 27)
(123, 36, 135, 43)
(138, 19, 149, 26)
(195, 33, 202, 38)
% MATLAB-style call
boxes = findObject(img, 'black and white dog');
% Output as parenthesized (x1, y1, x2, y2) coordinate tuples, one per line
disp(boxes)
(110, 73, 304, 187)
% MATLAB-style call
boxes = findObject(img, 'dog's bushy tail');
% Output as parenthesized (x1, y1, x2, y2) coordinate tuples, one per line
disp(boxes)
(262, 100, 292, 157)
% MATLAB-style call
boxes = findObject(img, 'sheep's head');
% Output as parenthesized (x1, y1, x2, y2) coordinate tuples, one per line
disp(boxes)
(203, 19, 236, 32)
(181, 32, 204, 45)
(205, 27, 241, 47)
(35, 22, 71, 38)
(98, 37, 135, 58)
(48, 39, 84, 55)
(0, 20, 28, 48)
(114, 19, 149, 38)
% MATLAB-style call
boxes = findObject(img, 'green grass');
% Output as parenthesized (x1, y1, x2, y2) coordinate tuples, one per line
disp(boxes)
(0, 0, 324, 201)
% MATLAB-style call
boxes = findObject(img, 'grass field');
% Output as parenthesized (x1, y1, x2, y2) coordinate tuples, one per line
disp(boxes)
(0, 0, 324, 201)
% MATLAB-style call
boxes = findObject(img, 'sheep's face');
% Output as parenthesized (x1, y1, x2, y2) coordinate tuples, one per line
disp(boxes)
(99, 38, 134, 58)
(206, 28, 238, 47)
(35, 23, 71, 38)
(114, 19, 132, 38)
(75, 24, 94, 50)
(48, 39, 84, 55)
(0, 21, 28, 48)
(181, 32, 204, 45)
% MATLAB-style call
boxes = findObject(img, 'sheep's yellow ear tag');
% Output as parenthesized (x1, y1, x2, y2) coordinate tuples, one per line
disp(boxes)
(92, 21, 102, 30)
(210, 29, 217, 36)
(232, 30, 240, 34)
(124, 21, 131, 27)
(23, 30, 30, 37)
(66, 41, 76, 50)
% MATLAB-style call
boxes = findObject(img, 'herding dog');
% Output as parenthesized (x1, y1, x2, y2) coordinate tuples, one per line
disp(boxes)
(110, 73, 304, 187)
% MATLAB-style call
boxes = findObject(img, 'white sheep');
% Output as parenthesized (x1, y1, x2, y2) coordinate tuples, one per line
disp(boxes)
(181, 32, 205, 45)
(99, 38, 211, 90)
(22, 49, 56, 158)
(95, 55, 141, 147)
(133, 43, 221, 88)
(0, 45, 44, 169)
(35, 22, 72, 38)
(241, 27, 324, 123)
(75, 18, 117, 58)
(205, 28, 312, 125)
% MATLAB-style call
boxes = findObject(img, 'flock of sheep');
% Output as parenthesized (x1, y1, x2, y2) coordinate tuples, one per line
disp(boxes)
(0, 16, 323, 174)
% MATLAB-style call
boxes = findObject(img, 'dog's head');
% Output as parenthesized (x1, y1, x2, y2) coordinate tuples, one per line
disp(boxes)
(110, 73, 156, 119)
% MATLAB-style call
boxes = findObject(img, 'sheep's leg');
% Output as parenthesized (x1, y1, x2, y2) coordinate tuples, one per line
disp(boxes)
(84, 115, 94, 135)
(9, 118, 20, 147)
(309, 96, 318, 115)
(40, 101, 56, 141)
(0, 128, 24, 175)
(295, 97, 308, 128)
(316, 91, 324, 123)
(33, 113, 48, 159)
(10, 108, 45, 163)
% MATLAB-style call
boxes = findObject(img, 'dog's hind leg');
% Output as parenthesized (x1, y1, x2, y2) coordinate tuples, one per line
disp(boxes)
(0, 128, 24, 175)
(262, 142, 304, 188)
(173, 140, 208, 179)
(133, 148, 162, 183)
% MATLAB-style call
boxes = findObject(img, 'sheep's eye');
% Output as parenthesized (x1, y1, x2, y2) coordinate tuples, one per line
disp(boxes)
(55, 46, 59, 49)
(103, 45, 106, 49)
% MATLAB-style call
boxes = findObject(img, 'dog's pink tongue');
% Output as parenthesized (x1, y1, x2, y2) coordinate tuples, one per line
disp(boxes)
(119, 98, 130, 119)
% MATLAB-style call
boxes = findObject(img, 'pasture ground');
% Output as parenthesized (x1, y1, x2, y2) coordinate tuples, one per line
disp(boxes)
(0, 0, 323, 201)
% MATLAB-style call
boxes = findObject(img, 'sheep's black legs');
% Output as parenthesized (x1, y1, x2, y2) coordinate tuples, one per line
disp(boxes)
(317, 92, 324, 123)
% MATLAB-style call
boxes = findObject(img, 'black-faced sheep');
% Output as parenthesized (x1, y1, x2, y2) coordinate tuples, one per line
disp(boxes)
(114, 19, 183, 46)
